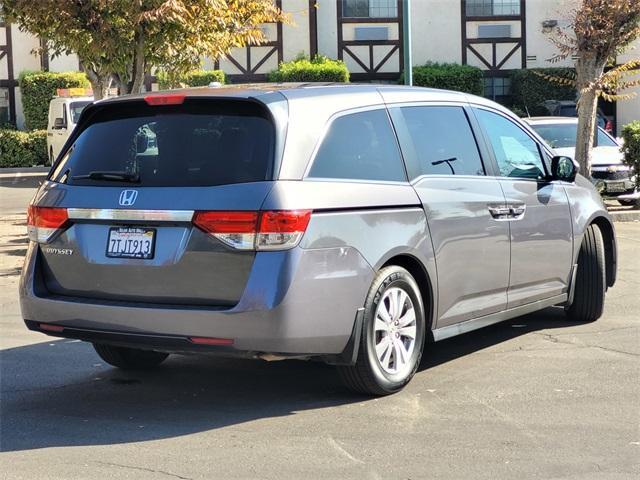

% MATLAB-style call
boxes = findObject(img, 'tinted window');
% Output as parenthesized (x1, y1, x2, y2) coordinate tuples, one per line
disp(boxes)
(475, 109, 546, 179)
(395, 106, 485, 178)
(308, 109, 406, 182)
(531, 123, 618, 148)
(50, 101, 274, 187)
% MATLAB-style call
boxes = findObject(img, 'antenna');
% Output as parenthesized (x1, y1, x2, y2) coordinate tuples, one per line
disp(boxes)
(525, 106, 531, 118)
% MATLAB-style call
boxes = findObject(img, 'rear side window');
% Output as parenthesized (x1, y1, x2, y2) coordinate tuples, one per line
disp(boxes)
(392, 106, 485, 178)
(307, 109, 406, 182)
(50, 101, 274, 187)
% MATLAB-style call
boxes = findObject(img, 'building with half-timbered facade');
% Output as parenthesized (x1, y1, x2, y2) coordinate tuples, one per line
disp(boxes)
(2, 0, 638, 132)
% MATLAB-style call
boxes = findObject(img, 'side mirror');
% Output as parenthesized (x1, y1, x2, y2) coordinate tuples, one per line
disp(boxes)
(53, 117, 66, 129)
(135, 134, 149, 154)
(551, 156, 578, 182)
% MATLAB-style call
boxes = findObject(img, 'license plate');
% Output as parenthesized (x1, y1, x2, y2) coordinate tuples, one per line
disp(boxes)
(106, 227, 156, 259)
(606, 182, 626, 193)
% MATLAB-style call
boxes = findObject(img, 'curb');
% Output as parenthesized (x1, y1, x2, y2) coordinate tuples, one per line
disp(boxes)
(0, 166, 50, 175)
(609, 210, 640, 222)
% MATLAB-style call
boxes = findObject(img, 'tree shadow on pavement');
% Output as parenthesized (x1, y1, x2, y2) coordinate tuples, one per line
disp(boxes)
(1, 306, 578, 453)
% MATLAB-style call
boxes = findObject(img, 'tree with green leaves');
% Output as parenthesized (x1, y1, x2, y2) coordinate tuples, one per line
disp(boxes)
(2, 0, 287, 99)
(546, 0, 640, 176)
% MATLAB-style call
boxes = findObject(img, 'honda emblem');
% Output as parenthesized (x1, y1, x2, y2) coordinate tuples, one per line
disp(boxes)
(119, 189, 138, 206)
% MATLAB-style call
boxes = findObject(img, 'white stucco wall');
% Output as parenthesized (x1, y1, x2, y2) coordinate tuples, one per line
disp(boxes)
(316, 0, 338, 59)
(48, 53, 80, 72)
(525, 0, 577, 69)
(282, 0, 310, 61)
(410, 0, 461, 65)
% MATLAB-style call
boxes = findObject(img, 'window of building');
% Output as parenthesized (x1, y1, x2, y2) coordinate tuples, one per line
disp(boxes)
(343, 0, 398, 18)
(0, 88, 10, 124)
(475, 108, 546, 180)
(483, 77, 511, 101)
(308, 109, 406, 182)
(466, 0, 520, 17)
(393, 106, 485, 179)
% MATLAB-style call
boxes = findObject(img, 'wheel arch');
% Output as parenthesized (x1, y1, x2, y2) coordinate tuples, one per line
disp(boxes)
(381, 253, 436, 340)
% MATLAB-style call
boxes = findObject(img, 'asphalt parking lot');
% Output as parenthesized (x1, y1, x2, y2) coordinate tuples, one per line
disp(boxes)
(1, 171, 639, 479)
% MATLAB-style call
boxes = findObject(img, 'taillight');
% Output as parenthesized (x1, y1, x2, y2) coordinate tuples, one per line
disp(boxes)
(605, 120, 614, 133)
(27, 206, 69, 243)
(256, 210, 311, 250)
(193, 210, 312, 251)
(144, 94, 185, 106)
(192, 211, 259, 250)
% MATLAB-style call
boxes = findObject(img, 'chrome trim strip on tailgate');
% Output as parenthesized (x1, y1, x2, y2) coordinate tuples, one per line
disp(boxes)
(67, 208, 194, 222)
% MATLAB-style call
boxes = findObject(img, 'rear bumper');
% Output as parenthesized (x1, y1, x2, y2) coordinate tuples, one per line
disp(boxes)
(20, 243, 374, 356)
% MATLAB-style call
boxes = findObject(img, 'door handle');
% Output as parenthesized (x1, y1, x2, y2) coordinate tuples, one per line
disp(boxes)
(488, 205, 511, 220)
(509, 203, 526, 220)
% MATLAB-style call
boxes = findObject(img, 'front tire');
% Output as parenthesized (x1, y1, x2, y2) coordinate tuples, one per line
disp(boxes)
(566, 224, 606, 322)
(93, 343, 169, 370)
(338, 266, 426, 396)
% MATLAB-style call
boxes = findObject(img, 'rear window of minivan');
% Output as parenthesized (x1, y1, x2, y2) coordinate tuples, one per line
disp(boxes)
(50, 100, 275, 187)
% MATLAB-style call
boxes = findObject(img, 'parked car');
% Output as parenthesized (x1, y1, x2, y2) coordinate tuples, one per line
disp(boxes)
(21, 85, 617, 395)
(539, 100, 613, 134)
(47, 90, 93, 165)
(524, 117, 639, 207)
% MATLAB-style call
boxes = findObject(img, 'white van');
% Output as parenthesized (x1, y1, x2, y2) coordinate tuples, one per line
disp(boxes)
(47, 90, 93, 164)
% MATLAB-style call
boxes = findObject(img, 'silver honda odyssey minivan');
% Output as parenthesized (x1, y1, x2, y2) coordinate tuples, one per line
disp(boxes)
(20, 85, 617, 395)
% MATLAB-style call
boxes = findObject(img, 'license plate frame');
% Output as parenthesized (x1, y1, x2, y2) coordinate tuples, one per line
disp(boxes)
(106, 227, 156, 259)
(606, 181, 626, 193)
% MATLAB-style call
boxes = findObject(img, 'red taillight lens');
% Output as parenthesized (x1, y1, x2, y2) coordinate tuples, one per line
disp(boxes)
(192, 210, 312, 251)
(144, 94, 185, 106)
(27, 206, 69, 243)
(192, 211, 258, 234)
(605, 120, 613, 133)
(259, 210, 311, 233)
(27, 205, 68, 228)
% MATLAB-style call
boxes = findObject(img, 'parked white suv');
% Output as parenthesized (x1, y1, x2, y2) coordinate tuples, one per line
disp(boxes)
(524, 117, 639, 207)
(46, 92, 93, 165)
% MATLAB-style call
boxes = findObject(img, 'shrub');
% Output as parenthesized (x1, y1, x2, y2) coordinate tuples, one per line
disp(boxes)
(409, 62, 483, 95)
(0, 129, 47, 167)
(621, 121, 640, 189)
(268, 55, 350, 83)
(510, 68, 576, 115)
(156, 69, 225, 89)
(18, 71, 90, 131)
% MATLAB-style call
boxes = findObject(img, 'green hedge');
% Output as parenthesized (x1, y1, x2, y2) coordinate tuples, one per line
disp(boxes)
(0, 129, 47, 167)
(409, 62, 483, 95)
(621, 121, 640, 189)
(510, 68, 576, 114)
(156, 69, 225, 89)
(18, 71, 90, 131)
(268, 55, 350, 83)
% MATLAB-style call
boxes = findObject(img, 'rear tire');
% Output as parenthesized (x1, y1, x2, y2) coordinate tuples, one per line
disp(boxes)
(618, 198, 640, 209)
(566, 224, 606, 322)
(93, 343, 169, 369)
(338, 266, 426, 396)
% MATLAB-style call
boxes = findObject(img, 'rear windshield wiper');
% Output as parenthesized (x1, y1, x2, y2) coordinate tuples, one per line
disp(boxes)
(71, 171, 140, 183)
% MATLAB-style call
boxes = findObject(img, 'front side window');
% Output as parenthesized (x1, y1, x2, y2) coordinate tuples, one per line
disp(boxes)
(466, 0, 520, 16)
(308, 109, 406, 182)
(475, 109, 545, 179)
(343, 0, 398, 18)
(394, 106, 485, 179)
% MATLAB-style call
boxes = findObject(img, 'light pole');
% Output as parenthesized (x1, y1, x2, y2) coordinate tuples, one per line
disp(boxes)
(403, 0, 412, 86)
